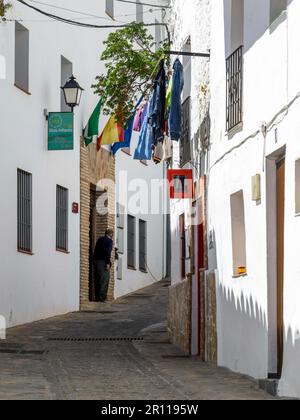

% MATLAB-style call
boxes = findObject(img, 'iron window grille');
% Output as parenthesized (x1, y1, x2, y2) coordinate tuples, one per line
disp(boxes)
(127, 215, 136, 269)
(56, 185, 69, 252)
(180, 96, 192, 167)
(116, 203, 125, 255)
(17, 169, 32, 253)
(226, 45, 244, 132)
(139, 220, 147, 272)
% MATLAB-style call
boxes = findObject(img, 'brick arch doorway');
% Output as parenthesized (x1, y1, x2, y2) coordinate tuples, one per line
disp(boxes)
(89, 185, 107, 302)
(80, 142, 116, 310)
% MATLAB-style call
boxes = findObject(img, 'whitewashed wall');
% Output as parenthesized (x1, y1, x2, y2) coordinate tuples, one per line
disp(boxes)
(208, 0, 300, 398)
(168, 0, 300, 398)
(0, 0, 167, 327)
(115, 132, 167, 299)
(113, 1, 169, 298)
(168, 0, 211, 286)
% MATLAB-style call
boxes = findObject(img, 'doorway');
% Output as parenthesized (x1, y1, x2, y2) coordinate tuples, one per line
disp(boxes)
(180, 214, 186, 279)
(191, 177, 207, 359)
(266, 152, 285, 378)
(276, 158, 285, 377)
(197, 199, 206, 361)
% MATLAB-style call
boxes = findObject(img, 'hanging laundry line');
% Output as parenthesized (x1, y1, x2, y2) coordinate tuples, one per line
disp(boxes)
(131, 54, 168, 114)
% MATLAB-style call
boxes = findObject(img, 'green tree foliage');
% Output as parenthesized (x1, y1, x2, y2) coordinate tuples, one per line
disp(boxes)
(0, 0, 12, 18)
(93, 22, 169, 123)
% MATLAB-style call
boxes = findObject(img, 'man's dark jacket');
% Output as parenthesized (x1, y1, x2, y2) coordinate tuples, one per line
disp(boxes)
(94, 236, 113, 265)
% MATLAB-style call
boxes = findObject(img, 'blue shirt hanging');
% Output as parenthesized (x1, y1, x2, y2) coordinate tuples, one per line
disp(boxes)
(169, 59, 184, 141)
(134, 60, 166, 160)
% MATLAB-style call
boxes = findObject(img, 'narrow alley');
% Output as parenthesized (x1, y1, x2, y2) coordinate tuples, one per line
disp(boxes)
(2, 0, 300, 403)
(0, 281, 275, 401)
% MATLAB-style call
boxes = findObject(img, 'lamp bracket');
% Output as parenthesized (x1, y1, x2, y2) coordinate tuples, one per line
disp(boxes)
(44, 109, 49, 121)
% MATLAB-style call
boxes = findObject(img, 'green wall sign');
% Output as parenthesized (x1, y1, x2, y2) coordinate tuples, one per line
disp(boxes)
(48, 112, 74, 151)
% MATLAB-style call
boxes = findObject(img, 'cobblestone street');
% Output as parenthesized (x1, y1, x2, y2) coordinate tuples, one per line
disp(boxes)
(0, 280, 276, 400)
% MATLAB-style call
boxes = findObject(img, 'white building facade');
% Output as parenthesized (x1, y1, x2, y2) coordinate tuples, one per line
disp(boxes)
(113, 2, 170, 299)
(115, 135, 168, 299)
(209, 0, 300, 399)
(168, 0, 212, 357)
(169, 0, 300, 399)
(0, 0, 168, 327)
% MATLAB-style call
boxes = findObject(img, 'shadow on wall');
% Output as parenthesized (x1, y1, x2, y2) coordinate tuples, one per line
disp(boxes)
(218, 282, 268, 377)
(207, 228, 218, 271)
(280, 327, 300, 398)
(223, 0, 293, 57)
(217, 281, 300, 398)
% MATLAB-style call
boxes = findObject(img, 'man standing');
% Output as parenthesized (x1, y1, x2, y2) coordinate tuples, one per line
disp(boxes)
(94, 229, 114, 303)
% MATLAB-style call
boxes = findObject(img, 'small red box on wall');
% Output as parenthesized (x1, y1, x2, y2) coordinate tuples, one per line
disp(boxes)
(72, 202, 79, 214)
(167, 169, 194, 199)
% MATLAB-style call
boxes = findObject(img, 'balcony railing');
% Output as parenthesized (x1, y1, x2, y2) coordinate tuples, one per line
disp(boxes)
(226, 45, 243, 132)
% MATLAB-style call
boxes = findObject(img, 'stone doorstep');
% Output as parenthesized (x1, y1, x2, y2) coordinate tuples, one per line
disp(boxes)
(259, 379, 279, 397)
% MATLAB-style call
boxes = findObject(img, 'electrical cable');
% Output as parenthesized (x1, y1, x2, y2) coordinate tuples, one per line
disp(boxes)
(3, 13, 160, 24)
(116, 8, 162, 19)
(144, 259, 162, 283)
(115, 0, 170, 9)
(27, 0, 119, 20)
(4, 9, 163, 24)
(25, 0, 162, 21)
(15, 0, 170, 43)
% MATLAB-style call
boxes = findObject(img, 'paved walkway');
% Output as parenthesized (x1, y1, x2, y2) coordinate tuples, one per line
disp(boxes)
(0, 280, 276, 400)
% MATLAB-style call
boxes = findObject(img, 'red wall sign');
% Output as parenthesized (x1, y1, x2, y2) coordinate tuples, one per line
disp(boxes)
(167, 169, 194, 199)
(72, 202, 79, 214)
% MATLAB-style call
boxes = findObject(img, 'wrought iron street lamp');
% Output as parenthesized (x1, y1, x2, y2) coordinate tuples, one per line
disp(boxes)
(61, 75, 84, 112)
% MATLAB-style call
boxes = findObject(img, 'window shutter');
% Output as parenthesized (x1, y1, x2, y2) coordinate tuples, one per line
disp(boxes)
(17, 169, 32, 253)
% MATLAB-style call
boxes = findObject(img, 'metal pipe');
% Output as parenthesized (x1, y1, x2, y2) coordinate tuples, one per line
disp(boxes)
(168, 50, 210, 58)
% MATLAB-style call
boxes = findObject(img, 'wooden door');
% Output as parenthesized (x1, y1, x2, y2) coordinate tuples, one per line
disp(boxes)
(276, 159, 285, 377)
(180, 214, 186, 279)
(196, 195, 207, 360)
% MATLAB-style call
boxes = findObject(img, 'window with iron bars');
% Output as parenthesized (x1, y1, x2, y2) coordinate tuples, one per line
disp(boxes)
(139, 219, 147, 272)
(127, 215, 136, 269)
(226, 45, 243, 132)
(56, 185, 69, 252)
(17, 169, 32, 253)
(180, 96, 191, 167)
